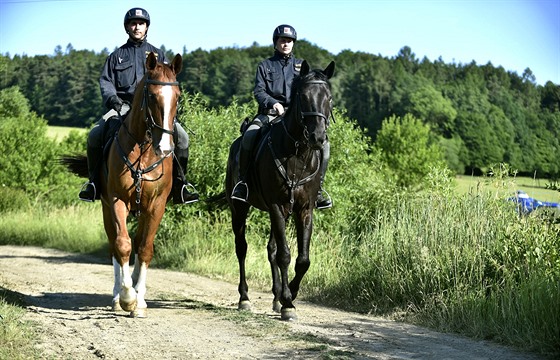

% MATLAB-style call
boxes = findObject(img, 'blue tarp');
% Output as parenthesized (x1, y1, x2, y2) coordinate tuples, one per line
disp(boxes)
(507, 190, 560, 215)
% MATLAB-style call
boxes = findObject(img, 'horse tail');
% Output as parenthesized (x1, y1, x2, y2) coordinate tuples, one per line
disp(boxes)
(59, 154, 88, 178)
(204, 192, 229, 210)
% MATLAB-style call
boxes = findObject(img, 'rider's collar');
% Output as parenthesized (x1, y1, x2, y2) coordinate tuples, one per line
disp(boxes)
(127, 36, 147, 47)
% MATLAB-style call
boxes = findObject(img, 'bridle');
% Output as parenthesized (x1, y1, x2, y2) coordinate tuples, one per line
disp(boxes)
(270, 77, 333, 213)
(115, 76, 180, 216)
(297, 80, 333, 126)
(141, 77, 179, 138)
(287, 78, 334, 144)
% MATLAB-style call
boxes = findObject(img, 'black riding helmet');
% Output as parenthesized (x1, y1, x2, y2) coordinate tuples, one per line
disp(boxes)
(124, 7, 151, 29)
(272, 24, 297, 46)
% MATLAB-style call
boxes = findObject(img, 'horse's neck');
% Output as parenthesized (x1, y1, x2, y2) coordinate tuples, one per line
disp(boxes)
(125, 110, 148, 140)
(120, 110, 149, 149)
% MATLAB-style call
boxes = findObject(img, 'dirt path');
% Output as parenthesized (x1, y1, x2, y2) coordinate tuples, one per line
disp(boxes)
(0, 245, 542, 359)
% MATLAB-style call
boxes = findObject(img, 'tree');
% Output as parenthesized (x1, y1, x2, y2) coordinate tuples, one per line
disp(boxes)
(374, 114, 444, 189)
(405, 83, 457, 137)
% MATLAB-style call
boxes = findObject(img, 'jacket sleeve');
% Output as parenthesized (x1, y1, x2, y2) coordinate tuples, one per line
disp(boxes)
(99, 55, 117, 109)
(253, 61, 276, 111)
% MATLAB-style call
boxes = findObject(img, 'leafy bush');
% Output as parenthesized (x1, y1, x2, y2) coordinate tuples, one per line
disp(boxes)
(0, 186, 30, 214)
(374, 113, 445, 189)
(0, 86, 84, 205)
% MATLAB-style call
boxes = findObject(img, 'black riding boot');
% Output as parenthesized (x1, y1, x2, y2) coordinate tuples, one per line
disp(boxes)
(172, 148, 199, 205)
(79, 144, 102, 202)
(231, 146, 251, 203)
(316, 145, 332, 209)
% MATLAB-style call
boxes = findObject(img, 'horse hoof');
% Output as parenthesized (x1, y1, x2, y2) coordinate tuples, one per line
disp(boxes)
(281, 308, 297, 321)
(120, 299, 137, 312)
(272, 301, 282, 313)
(238, 300, 251, 311)
(112, 299, 123, 312)
(130, 307, 147, 318)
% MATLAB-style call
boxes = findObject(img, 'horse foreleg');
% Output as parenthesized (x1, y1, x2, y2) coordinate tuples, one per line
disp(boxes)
(232, 204, 251, 311)
(269, 206, 295, 320)
(266, 232, 282, 313)
(111, 201, 137, 313)
(128, 212, 159, 318)
(289, 209, 313, 301)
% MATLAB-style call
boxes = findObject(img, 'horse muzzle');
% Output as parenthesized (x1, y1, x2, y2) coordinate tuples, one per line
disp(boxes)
(307, 133, 326, 150)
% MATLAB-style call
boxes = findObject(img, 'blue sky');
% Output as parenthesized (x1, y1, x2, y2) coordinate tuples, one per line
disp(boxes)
(1, 0, 559, 85)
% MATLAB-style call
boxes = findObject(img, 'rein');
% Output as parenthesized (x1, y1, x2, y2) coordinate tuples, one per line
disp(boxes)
(115, 76, 179, 216)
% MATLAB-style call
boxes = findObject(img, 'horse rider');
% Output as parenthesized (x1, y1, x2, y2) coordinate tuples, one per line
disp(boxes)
(231, 24, 332, 209)
(78, 8, 198, 205)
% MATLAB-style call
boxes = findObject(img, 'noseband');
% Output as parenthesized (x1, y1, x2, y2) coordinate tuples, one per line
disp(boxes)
(142, 78, 179, 137)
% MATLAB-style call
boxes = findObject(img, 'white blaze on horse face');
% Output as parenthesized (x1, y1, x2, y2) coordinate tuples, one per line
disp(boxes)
(158, 85, 174, 154)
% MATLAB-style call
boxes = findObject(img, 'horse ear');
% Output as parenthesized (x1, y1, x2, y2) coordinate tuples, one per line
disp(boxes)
(300, 60, 310, 76)
(323, 61, 335, 79)
(171, 54, 182, 75)
(146, 52, 158, 70)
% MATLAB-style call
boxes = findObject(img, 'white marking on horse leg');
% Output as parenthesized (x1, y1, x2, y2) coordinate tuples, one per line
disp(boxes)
(119, 261, 137, 311)
(111, 256, 123, 311)
(158, 86, 173, 153)
(134, 262, 148, 310)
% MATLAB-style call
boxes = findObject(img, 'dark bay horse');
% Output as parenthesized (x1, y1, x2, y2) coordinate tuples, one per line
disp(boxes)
(225, 60, 335, 320)
(63, 52, 182, 317)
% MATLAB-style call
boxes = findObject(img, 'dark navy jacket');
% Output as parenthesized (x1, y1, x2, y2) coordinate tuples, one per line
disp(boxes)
(254, 51, 303, 114)
(99, 38, 168, 109)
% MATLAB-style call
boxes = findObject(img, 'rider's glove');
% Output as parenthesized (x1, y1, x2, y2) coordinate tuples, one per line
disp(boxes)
(108, 95, 123, 113)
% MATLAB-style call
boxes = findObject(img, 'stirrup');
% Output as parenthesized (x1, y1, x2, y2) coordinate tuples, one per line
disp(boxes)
(78, 181, 96, 202)
(231, 181, 249, 203)
(316, 189, 332, 210)
(176, 183, 199, 205)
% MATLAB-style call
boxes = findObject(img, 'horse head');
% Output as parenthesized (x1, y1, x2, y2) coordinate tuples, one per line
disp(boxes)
(142, 52, 182, 157)
(292, 60, 335, 150)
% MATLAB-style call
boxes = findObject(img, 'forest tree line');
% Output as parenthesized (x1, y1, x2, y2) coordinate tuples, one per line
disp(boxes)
(1, 41, 559, 178)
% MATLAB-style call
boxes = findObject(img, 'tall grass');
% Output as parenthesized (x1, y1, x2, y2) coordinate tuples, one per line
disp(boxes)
(1, 101, 557, 357)
(0, 202, 107, 256)
(8, 190, 554, 356)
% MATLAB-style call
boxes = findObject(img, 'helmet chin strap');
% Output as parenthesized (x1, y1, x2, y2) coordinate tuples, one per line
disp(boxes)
(126, 28, 148, 43)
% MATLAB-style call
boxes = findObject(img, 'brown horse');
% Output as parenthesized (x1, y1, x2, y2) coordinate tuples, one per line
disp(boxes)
(225, 60, 335, 320)
(63, 52, 182, 317)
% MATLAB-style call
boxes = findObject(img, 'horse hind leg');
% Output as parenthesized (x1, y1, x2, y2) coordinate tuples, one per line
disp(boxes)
(232, 204, 251, 311)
